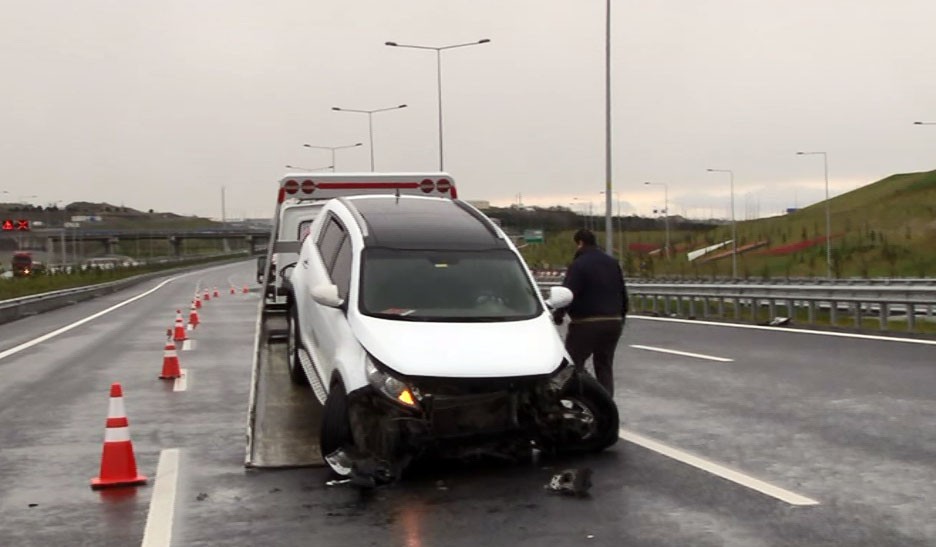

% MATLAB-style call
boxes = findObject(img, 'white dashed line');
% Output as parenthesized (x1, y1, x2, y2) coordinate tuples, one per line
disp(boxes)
(618, 428, 819, 506)
(141, 448, 181, 547)
(173, 370, 188, 392)
(181, 339, 195, 351)
(630, 344, 733, 362)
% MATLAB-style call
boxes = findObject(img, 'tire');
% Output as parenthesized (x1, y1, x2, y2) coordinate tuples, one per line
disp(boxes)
(286, 305, 308, 386)
(320, 378, 354, 463)
(556, 373, 619, 453)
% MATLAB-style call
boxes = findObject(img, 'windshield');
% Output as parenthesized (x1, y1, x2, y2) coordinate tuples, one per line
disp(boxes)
(359, 248, 542, 322)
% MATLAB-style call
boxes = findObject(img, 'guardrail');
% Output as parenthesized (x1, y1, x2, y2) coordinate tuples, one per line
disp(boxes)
(535, 279, 936, 334)
(0, 253, 249, 326)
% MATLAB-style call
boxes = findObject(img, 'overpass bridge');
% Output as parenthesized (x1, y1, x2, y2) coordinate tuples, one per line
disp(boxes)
(1, 227, 271, 257)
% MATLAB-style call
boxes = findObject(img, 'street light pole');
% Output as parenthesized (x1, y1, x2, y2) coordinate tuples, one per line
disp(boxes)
(706, 169, 736, 279)
(603, 0, 613, 255)
(385, 39, 490, 171)
(796, 151, 832, 279)
(284, 164, 334, 171)
(332, 105, 408, 171)
(644, 182, 670, 259)
(303, 143, 363, 171)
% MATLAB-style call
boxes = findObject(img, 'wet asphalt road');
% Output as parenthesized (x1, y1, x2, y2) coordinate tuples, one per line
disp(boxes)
(1, 261, 936, 546)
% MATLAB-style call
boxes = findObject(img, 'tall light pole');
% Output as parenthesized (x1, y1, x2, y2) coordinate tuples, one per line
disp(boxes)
(796, 151, 832, 279)
(385, 39, 490, 171)
(303, 142, 363, 171)
(644, 182, 670, 259)
(603, 0, 614, 255)
(913, 121, 936, 125)
(332, 104, 408, 171)
(284, 164, 333, 171)
(600, 190, 623, 259)
(706, 169, 737, 279)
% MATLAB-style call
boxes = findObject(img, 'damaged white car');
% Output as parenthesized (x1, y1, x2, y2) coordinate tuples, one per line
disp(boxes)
(287, 193, 619, 483)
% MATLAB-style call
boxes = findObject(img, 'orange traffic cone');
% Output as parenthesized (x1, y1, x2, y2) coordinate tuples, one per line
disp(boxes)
(230, 286, 236, 295)
(242, 285, 249, 294)
(159, 341, 182, 379)
(213, 287, 220, 298)
(91, 383, 147, 489)
(188, 306, 200, 329)
(194, 296, 202, 310)
(172, 313, 187, 342)
(203, 289, 211, 302)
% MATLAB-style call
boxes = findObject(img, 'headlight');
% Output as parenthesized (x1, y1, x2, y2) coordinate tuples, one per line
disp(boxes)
(366, 355, 418, 408)
(549, 359, 574, 391)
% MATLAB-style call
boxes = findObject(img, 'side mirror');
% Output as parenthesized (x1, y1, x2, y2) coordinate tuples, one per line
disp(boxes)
(544, 286, 573, 309)
(311, 284, 344, 308)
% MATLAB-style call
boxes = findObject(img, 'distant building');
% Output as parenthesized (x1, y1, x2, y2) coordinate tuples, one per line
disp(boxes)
(466, 200, 491, 210)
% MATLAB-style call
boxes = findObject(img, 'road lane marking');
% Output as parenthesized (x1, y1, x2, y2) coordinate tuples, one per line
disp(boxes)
(142, 448, 181, 547)
(0, 278, 177, 362)
(630, 344, 733, 362)
(173, 370, 187, 392)
(632, 315, 936, 346)
(182, 340, 195, 351)
(618, 428, 819, 506)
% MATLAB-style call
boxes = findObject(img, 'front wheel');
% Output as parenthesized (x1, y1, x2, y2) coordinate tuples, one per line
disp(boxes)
(320, 379, 355, 475)
(554, 373, 619, 453)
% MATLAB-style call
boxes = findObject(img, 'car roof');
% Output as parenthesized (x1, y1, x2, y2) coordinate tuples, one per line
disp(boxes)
(345, 196, 506, 251)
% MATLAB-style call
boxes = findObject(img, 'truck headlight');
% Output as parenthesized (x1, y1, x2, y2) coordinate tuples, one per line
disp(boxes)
(366, 355, 418, 408)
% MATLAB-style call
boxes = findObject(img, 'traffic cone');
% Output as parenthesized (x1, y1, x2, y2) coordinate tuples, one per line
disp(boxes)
(213, 287, 220, 298)
(159, 341, 182, 379)
(230, 286, 236, 295)
(242, 285, 249, 294)
(91, 383, 147, 489)
(172, 313, 187, 342)
(194, 296, 202, 310)
(188, 305, 200, 329)
(203, 289, 210, 302)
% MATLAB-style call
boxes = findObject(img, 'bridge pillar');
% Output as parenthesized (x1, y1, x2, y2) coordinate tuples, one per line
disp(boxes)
(106, 237, 119, 255)
(168, 236, 182, 257)
(245, 235, 255, 254)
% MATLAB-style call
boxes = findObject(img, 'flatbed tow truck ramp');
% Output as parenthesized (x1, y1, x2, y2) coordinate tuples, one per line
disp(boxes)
(245, 310, 324, 467)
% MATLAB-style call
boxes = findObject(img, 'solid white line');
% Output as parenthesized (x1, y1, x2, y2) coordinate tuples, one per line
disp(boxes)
(173, 370, 187, 392)
(0, 278, 177, 362)
(630, 344, 733, 362)
(618, 428, 819, 506)
(631, 315, 936, 346)
(182, 339, 194, 351)
(141, 448, 181, 547)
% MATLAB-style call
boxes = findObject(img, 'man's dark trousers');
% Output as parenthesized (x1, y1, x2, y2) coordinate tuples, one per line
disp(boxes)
(565, 319, 623, 396)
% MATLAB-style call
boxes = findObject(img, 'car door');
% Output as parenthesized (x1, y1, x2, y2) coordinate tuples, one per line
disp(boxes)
(302, 214, 349, 385)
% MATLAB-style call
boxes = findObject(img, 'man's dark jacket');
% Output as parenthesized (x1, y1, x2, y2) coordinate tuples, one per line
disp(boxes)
(557, 246, 628, 321)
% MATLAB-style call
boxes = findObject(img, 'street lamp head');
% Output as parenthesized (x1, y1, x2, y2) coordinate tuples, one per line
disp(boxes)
(795, 151, 805, 155)
(353, 142, 363, 146)
(385, 41, 398, 46)
(914, 121, 923, 125)
(398, 104, 408, 109)
(478, 39, 491, 44)
(331, 107, 341, 111)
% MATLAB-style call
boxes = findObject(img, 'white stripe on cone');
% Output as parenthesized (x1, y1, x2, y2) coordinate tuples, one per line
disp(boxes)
(105, 426, 131, 442)
(108, 397, 126, 419)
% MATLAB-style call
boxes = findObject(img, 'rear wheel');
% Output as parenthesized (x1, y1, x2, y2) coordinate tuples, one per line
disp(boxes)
(554, 373, 619, 453)
(321, 379, 355, 474)
(286, 305, 308, 386)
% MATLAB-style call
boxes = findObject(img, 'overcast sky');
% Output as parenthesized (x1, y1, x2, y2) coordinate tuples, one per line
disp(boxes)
(2, 0, 935, 221)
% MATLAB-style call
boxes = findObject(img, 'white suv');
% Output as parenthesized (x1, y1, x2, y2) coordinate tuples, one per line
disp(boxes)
(287, 195, 618, 482)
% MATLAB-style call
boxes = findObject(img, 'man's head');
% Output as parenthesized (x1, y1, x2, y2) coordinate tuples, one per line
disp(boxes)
(573, 229, 597, 249)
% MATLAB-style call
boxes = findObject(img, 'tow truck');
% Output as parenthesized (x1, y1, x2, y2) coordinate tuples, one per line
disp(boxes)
(245, 173, 459, 468)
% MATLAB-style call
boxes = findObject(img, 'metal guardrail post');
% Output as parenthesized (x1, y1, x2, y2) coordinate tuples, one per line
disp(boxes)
(908, 303, 916, 332)
(852, 301, 860, 329)
(733, 297, 740, 320)
(829, 301, 837, 326)
(880, 302, 889, 331)
(768, 298, 776, 320)
(663, 296, 670, 316)
(718, 297, 725, 318)
(651, 295, 658, 315)
(701, 297, 708, 319)
(688, 297, 695, 318)
(808, 300, 816, 325)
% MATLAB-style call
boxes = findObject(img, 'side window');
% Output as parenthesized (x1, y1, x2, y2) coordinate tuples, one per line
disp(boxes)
(316, 216, 345, 271)
(298, 220, 313, 242)
(331, 237, 352, 300)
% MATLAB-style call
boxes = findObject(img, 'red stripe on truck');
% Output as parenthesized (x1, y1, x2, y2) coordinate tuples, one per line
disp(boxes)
(315, 182, 421, 190)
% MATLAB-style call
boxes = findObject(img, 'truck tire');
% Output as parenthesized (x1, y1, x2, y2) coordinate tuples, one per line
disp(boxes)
(287, 305, 308, 386)
(320, 379, 354, 461)
(557, 373, 619, 453)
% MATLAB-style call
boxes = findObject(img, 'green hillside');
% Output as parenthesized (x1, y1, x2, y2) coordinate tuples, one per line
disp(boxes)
(519, 169, 936, 278)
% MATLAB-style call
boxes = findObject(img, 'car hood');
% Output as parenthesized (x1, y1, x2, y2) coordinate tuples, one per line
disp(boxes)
(350, 312, 566, 378)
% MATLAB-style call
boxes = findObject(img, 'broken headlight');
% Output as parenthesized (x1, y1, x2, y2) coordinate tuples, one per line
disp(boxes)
(366, 355, 418, 408)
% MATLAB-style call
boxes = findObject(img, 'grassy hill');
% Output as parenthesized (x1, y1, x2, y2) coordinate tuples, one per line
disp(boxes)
(518, 169, 936, 278)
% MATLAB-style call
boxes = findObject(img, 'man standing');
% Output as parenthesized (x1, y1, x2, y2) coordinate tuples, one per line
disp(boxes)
(553, 229, 628, 395)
